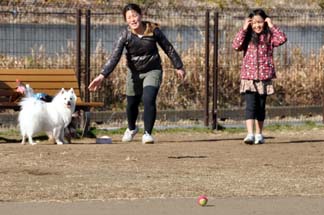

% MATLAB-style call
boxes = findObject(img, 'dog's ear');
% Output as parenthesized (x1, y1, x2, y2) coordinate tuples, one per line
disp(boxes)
(60, 88, 65, 94)
(68, 88, 77, 101)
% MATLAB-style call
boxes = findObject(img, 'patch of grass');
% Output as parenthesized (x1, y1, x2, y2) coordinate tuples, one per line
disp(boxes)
(0, 129, 20, 137)
(90, 126, 213, 137)
(87, 120, 324, 137)
(266, 121, 324, 132)
(1, 121, 323, 141)
(155, 126, 212, 133)
(90, 127, 125, 137)
(216, 121, 324, 134)
(219, 127, 246, 133)
(304, 120, 318, 127)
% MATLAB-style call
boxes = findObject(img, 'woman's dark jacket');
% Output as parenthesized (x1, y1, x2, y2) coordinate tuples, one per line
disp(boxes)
(101, 21, 183, 77)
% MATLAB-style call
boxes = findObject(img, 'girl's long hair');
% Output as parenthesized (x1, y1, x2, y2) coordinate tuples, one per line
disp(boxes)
(243, 9, 271, 53)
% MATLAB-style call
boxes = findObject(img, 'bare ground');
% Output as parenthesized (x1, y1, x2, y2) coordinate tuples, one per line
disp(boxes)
(1, 128, 324, 202)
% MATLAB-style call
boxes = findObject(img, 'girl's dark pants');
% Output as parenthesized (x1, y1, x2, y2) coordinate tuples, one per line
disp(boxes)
(245, 91, 267, 121)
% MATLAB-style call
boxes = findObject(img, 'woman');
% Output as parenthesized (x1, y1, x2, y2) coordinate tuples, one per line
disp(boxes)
(88, 3, 186, 144)
(232, 9, 287, 144)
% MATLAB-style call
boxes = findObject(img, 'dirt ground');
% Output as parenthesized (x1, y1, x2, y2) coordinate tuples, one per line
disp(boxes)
(1, 127, 324, 203)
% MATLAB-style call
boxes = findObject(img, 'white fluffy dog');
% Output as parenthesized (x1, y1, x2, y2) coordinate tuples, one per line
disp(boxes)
(18, 88, 77, 145)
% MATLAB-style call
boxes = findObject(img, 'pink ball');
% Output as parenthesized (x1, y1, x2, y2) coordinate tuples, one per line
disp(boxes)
(197, 195, 208, 206)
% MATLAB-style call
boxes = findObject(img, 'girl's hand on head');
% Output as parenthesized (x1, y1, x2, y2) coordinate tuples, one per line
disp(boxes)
(243, 18, 252, 31)
(265, 17, 274, 28)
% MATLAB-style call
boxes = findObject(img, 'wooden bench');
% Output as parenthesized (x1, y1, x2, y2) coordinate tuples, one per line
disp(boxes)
(0, 68, 103, 135)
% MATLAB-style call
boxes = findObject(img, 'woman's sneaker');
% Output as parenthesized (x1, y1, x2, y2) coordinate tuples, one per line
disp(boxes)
(142, 131, 154, 144)
(243, 134, 254, 145)
(122, 127, 138, 142)
(254, 134, 265, 144)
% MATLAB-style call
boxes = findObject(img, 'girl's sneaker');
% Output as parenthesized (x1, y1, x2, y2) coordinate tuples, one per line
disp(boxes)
(122, 127, 138, 142)
(243, 134, 254, 144)
(142, 131, 154, 144)
(254, 134, 265, 144)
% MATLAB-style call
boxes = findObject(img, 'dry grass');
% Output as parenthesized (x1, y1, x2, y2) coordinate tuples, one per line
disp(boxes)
(1, 42, 323, 110)
(1, 6, 323, 110)
(0, 0, 322, 9)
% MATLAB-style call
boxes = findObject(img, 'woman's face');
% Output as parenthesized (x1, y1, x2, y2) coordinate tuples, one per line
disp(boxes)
(251, 15, 265, 34)
(125, 9, 142, 31)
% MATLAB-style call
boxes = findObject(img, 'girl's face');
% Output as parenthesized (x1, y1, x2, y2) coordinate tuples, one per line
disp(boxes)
(125, 9, 142, 31)
(251, 15, 265, 34)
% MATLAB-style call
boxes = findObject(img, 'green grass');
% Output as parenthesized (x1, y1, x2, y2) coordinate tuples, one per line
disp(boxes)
(221, 121, 324, 134)
(92, 126, 214, 136)
(1, 121, 323, 141)
(0, 129, 20, 137)
(92, 121, 324, 137)
(266, 121, 323, 132)
(90, 127, 125, 136)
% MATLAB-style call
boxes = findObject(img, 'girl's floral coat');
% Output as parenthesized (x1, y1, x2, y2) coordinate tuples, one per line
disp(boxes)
(232, 26, 287, 80)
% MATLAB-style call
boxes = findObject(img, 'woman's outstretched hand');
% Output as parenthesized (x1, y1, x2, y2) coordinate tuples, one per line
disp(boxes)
(176, 68, 186, 80)
(88, 74, 105, 92)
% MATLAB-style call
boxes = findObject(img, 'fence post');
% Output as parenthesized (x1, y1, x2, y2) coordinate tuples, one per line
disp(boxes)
(204, 10, 210, 127)
(322, 56, 324, 124)
(212, 12, 219, 130)
(84, 9, 91, 103)
(76, 9, 82, 91)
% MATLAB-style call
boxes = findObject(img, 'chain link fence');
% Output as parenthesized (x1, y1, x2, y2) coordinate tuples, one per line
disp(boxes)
(0, 6, 324, 128)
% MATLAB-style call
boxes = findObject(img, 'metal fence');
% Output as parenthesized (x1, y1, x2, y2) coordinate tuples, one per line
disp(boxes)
(0, 6, 324, 128)
(0, 9, 77, 68)
(216, 9, 324, 127)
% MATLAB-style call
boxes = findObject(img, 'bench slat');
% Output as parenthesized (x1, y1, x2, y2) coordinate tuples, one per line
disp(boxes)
(0, 101, 103, 108)
(0, 89, 81, 97)
(0, 69, 76, 75)
(1, 75, 78, 82)
(0, 91, 16, 96)
(0, 69, 103, 109)
(0, 82, 79, 89)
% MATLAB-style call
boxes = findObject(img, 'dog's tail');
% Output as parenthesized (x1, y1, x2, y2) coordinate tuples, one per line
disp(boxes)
(25, 84, 34, 98)
(19, 96, 42, 110)
(19, 84, 36, 109)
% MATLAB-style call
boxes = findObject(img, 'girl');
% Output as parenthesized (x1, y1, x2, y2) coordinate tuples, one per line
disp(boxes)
(88, 3, 186, 144)
(232, 9, 287, 144)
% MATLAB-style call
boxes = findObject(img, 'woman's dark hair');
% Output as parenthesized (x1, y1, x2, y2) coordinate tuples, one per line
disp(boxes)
(122, 3, 142, 20)
(243, 9, 271, 52)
